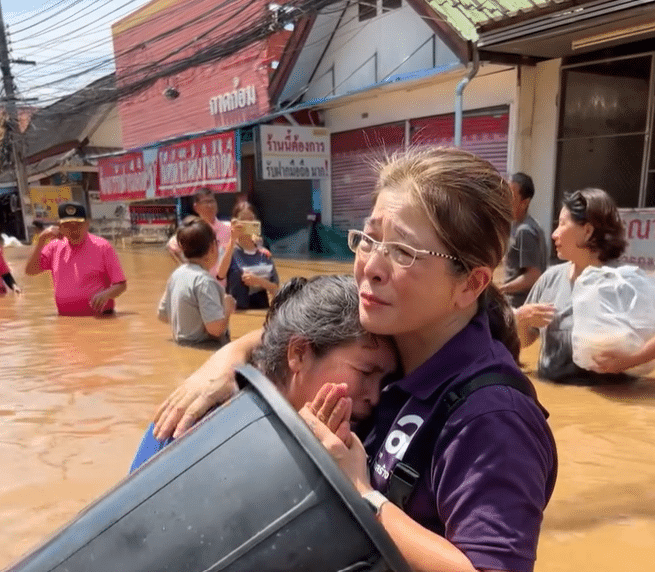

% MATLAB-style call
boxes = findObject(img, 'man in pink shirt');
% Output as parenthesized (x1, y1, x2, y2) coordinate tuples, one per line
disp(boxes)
(25, 202, 127, 316)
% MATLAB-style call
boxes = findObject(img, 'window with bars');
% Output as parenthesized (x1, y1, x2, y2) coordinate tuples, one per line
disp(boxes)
(556, 53, 655, 210)
(382, 0, 401, 11)
(358, 0, 376, 21)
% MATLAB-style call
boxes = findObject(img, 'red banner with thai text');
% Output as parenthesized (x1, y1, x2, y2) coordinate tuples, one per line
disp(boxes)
(156, 131, 237, 197)
(98, 152, 149, 201)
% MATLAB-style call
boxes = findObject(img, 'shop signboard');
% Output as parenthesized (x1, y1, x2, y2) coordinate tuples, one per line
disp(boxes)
(30, 186, 73, 221)
(257, 125, 330, 180)
(157, 131, 237, 197)
(618, 208, 655, 271)
(98, 152, 149, 201)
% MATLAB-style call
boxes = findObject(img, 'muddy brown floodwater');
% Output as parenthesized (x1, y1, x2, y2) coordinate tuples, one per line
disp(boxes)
(1, 244, 654, 570)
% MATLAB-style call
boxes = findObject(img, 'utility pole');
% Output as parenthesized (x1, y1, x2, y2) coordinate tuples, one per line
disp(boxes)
(0, 2, 31, 241)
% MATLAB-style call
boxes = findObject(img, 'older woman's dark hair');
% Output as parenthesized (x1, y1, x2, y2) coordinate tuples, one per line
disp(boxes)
(252, 275, 385, 388)
(562, 188, 627, 262)
(176, 216, 215, 259)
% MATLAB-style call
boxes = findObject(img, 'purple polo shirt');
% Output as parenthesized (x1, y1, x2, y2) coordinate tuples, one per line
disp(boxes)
(365, 311, 557, 572)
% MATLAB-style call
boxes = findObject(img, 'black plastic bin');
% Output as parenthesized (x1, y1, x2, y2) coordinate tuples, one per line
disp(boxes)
(7, 365, 411, 572)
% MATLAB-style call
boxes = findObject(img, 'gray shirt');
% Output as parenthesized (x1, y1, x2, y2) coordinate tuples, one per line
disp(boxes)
(525, 262, 576, 380)
(505, 214, 547, 307)
(158, 263, 228, 345)
(525, 261, 627, 382)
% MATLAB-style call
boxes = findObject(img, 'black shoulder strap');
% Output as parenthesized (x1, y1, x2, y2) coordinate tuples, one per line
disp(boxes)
(387, 372, 547, 512)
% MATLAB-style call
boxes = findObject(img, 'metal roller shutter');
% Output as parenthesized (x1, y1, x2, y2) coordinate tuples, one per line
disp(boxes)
(331, 123, 405, 232)
(411, 108, 510, 176)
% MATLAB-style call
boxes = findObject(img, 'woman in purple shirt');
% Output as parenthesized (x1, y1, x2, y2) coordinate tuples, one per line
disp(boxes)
(154, 148, 557, 572)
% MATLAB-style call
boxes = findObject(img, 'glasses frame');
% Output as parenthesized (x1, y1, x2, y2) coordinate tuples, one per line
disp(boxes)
(347, 229, 460, 268)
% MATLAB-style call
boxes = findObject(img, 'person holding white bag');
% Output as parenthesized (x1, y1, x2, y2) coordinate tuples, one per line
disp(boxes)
(516, 187, 655, 382)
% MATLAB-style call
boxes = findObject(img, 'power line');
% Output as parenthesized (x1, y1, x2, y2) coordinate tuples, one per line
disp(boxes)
(24, 0, 265, 95)
(17, 0, 421, 123)
(9, 0, 102, 36)
(10, 0, 349, 105)
(10, 0, 244, 98)
(5, 0, 83, 28)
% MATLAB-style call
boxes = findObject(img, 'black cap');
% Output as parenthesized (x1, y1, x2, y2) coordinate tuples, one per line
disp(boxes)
(58, 201, 87, 222)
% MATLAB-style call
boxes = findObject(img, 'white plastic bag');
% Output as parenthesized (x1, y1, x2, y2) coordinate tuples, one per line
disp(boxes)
(0, 233, 22, 247)
(571, 265, 655, 376)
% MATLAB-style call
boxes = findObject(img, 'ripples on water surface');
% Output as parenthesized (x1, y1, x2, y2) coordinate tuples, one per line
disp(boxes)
(1, 245, 654, 570)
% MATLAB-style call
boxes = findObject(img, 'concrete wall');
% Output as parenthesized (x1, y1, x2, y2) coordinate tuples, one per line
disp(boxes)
(517, 59, 561, 254)
(304, 2, 458, 102)
(323, 64, 517, 132)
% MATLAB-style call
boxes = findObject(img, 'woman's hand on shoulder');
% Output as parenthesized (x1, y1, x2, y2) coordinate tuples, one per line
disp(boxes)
(153, 372, 238, 441)
(153, 329, 263, 441)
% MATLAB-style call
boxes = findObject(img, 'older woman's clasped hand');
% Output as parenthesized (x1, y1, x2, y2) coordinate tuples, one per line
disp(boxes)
(299, 383, 372, 494)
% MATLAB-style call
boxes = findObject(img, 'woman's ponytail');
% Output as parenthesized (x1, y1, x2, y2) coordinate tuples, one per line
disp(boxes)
(485, 283, 521, 364)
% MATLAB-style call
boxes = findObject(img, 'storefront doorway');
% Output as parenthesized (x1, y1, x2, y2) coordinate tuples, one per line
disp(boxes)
(556, 50, 655, 212)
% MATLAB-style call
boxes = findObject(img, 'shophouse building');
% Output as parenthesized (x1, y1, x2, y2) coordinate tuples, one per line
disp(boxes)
(426, 0, 655, 268)
(103, 0, 509, 253)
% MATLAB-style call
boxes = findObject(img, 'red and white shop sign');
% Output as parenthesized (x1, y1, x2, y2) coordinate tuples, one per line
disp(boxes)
(157, 131, 237, 197)
(98, 152, 149, 201)
(619, 208, 655, 271)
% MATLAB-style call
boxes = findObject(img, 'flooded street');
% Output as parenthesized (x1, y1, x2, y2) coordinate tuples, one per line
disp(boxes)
(1, 244, 655, 571)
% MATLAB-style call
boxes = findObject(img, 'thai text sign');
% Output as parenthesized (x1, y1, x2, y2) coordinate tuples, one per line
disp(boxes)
(209, 80, 257, 116)
(98, 152, 149, 201)
(258, 125, 330, 180)
(157, 131, 237, 197)
(30, 186, 72, 220)
(619, 208, 655, 271)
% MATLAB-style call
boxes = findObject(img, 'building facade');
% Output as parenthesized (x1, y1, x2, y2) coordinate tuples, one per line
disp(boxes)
(426, 0, 655, 267)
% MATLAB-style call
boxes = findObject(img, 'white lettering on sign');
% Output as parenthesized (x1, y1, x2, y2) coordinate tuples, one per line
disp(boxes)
(157, 132, 237, 196)
(209, 82, 257, 116)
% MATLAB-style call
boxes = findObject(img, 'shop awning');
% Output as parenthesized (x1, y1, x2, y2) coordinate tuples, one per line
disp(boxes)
(425, 0, 558, 43)
(425, 0, 655, 59)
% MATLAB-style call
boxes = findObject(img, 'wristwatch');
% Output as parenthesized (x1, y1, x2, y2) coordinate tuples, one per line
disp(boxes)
(362, 490, 389, 517)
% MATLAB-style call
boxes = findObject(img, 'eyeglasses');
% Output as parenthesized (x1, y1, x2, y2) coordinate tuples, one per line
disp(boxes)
(347, 229, 460, 268)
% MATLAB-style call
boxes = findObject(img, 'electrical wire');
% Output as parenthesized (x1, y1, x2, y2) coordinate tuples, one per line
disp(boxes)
(21, 0, 283, 98)
(9, 0, 104, 36)
(5, 0, 83, 28)
(11, 0, 249, 99)
(14, 0, 431, 135)
(12, 0, 360, 105)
